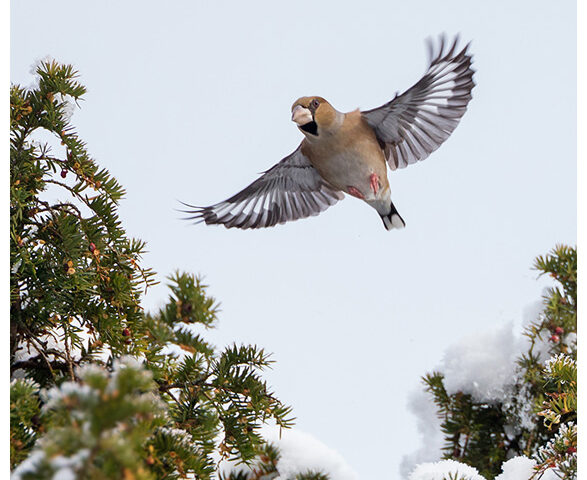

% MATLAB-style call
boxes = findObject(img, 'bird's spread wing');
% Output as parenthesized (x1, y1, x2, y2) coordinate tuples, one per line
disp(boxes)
(183, 146, 344, 229)
(362, 35, 475, 170)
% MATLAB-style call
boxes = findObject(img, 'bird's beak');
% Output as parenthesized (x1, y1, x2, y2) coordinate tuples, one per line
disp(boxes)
(291, 105, 313, 126)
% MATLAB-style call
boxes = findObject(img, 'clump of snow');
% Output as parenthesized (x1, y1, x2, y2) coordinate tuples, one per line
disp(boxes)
(13, 447, 92, 480)
(219, 426, 358, 480)
(50, 449, 90, 480)
(565, 332, 577, 351)
(494, 456, 560, 480)
(54, 93, 77, 122)
(26, 55, 55, 90)
(493, 456, 534, 480)
(399, 389, 444, 477)
(439, 322, 520, 403)
(407, 459, 486, 480)
(402, 288, 578, 480)
(51, 468, 76, 480)
(401, 323, 523, 478)
(262, 425, 358, 480)
(11, 450, 46, 480)
(13, 330, 65, 364)
(161, 342, 191, 360)
(401, 314, 550, 476)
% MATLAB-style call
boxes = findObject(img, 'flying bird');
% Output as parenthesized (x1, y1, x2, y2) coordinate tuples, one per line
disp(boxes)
(184, 35, 475, 230)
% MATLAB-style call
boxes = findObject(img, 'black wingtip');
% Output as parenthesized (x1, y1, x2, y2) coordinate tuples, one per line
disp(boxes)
(426, 33, 473, 68)
(175, 199, 208, 224)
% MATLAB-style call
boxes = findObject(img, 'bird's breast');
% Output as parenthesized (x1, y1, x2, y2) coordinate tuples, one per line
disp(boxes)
(308, 137, 388, 194)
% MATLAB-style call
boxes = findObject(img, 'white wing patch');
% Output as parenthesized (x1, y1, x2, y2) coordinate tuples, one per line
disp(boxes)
(183, 146, 344, 229)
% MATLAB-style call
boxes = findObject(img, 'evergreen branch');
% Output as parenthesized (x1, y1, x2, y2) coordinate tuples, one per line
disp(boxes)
(11, 62, 296, 479)
(11, 358, 72, 374)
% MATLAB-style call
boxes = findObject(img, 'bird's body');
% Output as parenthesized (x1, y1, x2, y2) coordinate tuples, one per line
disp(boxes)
(301, 109, 388, 200)
(298, 108, 400, 227)
(185, 35, 475, 230)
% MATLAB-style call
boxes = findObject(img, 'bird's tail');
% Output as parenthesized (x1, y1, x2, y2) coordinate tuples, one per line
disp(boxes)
(380, 200, 406, 231)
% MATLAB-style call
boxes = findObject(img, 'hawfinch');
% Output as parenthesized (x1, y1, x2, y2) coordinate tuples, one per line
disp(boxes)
(185, 35, 475, 230)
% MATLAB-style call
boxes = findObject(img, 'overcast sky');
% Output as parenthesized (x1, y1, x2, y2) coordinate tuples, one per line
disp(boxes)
(11, 1, 576, 478)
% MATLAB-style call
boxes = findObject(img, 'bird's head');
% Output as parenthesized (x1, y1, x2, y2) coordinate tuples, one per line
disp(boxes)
(291, 96, 339, 137)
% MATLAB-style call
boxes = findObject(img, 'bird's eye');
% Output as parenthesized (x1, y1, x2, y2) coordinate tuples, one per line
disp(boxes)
(311, 99, 320, 109)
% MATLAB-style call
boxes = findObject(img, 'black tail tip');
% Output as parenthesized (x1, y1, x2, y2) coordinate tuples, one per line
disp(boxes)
(380, 202, 405, 231)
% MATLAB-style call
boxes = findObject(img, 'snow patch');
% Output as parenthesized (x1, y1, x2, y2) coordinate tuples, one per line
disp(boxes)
(565, 332, 577, 351)
(11, 450, 46, 480)
(55, 92, 77, 122)
(161, 342, 191, 360)
(219, 426, 358, 480)
(494, 456, 560, 480)
(26, 55, 55, 90)
(407, 459, 486, 480)
(439, 322, 519, 403)
(50, 449, 90, 480)
(399, 389, 444, 477)
(261, 425, 358, 480)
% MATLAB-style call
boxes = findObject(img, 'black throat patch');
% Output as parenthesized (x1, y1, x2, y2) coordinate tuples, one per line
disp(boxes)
(300, 121, 318, 136)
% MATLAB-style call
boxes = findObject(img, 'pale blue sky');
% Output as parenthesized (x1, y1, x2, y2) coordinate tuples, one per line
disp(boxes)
(11, 1, 576, 477)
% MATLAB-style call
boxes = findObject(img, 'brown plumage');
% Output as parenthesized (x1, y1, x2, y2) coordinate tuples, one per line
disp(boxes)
(184, 34, 475, 230)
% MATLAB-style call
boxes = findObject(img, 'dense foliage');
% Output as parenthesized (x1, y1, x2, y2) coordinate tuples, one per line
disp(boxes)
(422, 245, 577, 479)
(10, 61, 305, 480)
